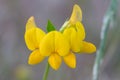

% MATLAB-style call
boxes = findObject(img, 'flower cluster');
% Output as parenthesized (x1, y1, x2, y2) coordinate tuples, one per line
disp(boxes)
(24, 4, 96, 70)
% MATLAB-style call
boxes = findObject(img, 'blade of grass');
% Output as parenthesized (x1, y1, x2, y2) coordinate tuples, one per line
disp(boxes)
(92, 0, 118, 80)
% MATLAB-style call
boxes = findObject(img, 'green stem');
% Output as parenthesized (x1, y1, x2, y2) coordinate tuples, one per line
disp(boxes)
(59, 21, 69, 32)
(92, 0, 118, 80)
(42, 62, 50, 80)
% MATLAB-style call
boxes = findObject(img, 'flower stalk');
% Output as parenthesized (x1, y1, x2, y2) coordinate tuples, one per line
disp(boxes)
(42, 62, 50, 80)
(92, 0, 118, 80)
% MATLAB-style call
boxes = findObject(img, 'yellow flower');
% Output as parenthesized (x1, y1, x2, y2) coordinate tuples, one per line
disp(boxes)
(25, 17, 70, 70)
(62, 4, 96, 68)
(24, 16, 45, 65)
(24, 4, 96, 70)
(40, 31, 70, 70)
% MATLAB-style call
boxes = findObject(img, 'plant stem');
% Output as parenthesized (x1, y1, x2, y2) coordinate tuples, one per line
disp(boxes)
(42, 62, 50, 80)
(92, 0, 118, 80)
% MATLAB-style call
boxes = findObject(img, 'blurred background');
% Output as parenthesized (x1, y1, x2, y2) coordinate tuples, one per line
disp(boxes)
(0, 0, 120, 80)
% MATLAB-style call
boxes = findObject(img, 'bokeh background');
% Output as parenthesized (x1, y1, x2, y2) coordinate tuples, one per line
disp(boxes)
(0, 0, 120, 80)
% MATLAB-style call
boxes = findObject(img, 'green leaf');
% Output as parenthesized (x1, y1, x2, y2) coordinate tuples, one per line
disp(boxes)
(46, 20, 56, 32)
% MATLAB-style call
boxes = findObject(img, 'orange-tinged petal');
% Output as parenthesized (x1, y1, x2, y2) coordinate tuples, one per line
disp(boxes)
(40, 31, 70, 56)
(48, 53, 62, 70)
(28, 49, 45, 65)
(63, 52, 76, 68)
(79, 41, 96, 53)
(25, 28, 45, 50)
(69, 4, 82, 23)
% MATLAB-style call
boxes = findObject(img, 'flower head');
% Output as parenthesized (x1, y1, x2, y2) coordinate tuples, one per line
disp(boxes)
(62, 4, 96, 68)
(24, 4, 96, 70)
(63, 4, 96, 53)
(24, 16, 45, 65)
(40, 31, 70, 70)
(25, 17, 70, 70)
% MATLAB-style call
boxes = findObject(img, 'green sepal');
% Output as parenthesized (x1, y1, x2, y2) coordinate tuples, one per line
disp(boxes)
(46, 20, 56, 32)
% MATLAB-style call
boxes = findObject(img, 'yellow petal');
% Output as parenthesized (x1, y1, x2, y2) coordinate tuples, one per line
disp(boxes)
(63, 26, 83, 52)
(26, 16, 36, 30)
(79, 41, 96, 53)
(76, 22, 85, 40)
(63, 52, 76, 68)
(69, 4, 82, 23)
(25, 17, 45, 50)
(48, 53, 62, 70)
(40, 31, 70, 56)
(55, 31, 70, 56)
(25, 28, 45, 50)
(28, 49, 45, 65)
